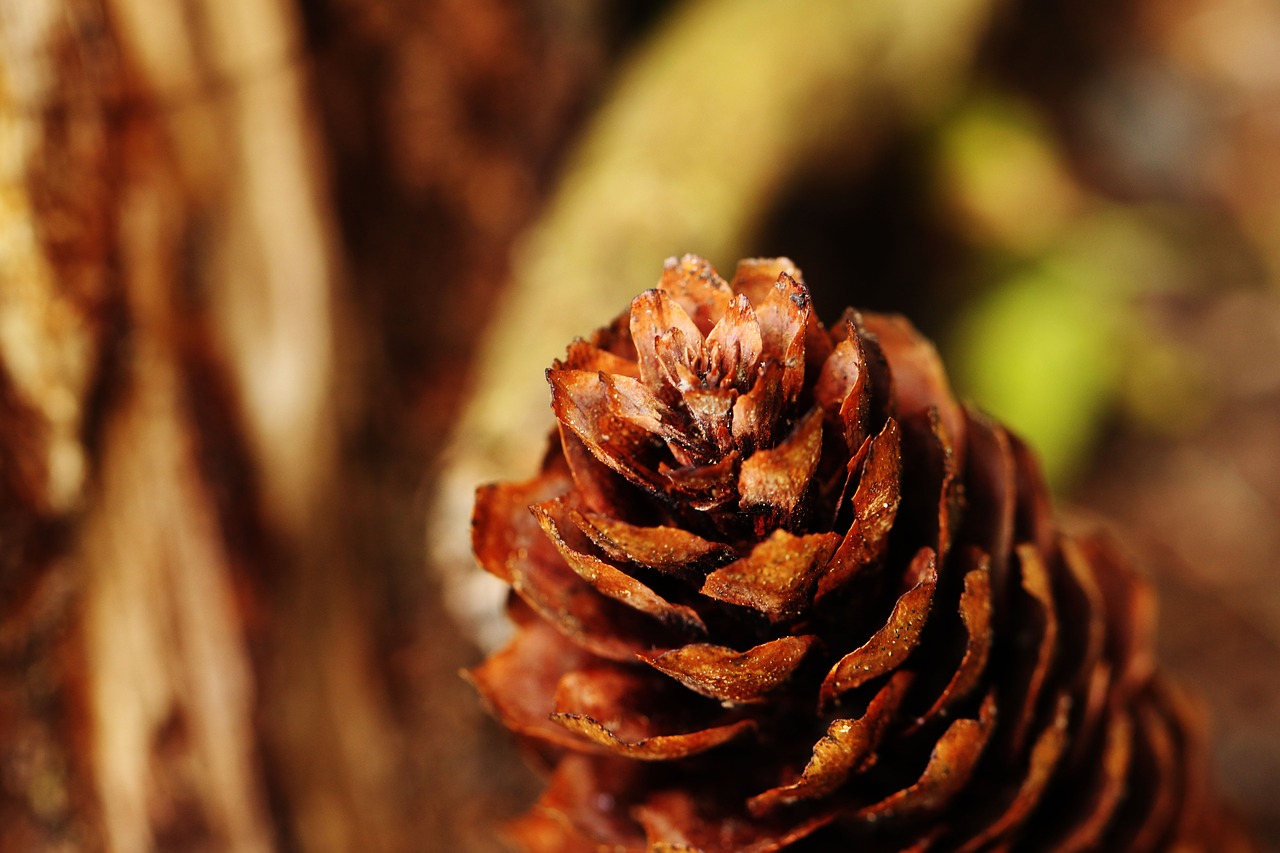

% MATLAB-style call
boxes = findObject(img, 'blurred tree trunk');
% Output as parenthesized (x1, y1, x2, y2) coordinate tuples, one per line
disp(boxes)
(1, 0, 625, 849)
(0, 0, 402, 849)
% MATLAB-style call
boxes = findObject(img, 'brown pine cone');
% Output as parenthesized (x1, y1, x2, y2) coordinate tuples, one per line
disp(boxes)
(467, 255, 1252, 852)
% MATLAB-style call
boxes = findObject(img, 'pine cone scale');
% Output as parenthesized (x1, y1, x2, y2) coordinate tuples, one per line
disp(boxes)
(466, 615, 600, 752)
(573, 511, 734, 577)
(1005, 543, 1059, 755)
(635, 634, 820, 704)
(549, 368, 665, 493)
(1049, 709, 1134, 852)
(1056, 538, 1107, 695)
(548, 667, 757, 761)
(737, 406, 823, 522)
(1124, 702, 1179, 852)
(819, 546, 937, 708)
(531, 497, 708, 633)
(957, 408, 1016, 596)
(481, 484, 672, 660)
(914, 555, 994, 727)
(699, 529, 840, 619)
(750, 669, 914, 815)
(851, 690, 998, 825)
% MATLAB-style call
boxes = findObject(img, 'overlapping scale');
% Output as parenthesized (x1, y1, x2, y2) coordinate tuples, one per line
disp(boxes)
(469, 256, 1252, 852)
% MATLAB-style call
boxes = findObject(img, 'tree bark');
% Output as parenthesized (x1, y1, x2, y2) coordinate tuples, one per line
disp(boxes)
(1, 0, 624, 848)
(0, 0, 399, 848)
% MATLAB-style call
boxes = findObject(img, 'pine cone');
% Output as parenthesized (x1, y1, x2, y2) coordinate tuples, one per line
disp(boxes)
(468, 255, 1251, 852)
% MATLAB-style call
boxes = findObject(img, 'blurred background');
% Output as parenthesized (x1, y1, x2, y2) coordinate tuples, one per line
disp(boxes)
(1, 0, 1278, 850)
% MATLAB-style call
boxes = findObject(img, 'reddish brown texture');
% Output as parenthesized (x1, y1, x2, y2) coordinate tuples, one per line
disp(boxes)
(471, 256, 1252, 852)
(1006, 545, 1059, 754)
(533, 499, 708, 633)
(701, 531, 841, 620)
(1048, 712, 1134, 852)
(821, 417, 903, 589)
(916, 555, 993, 727)
(465, 618, 598, 751)
(859, 313, 966, 473)
(738, 408, 824, 521)
(472, 469, 575, 586)
(813, 327, 869, 449)
(637, 635, 819, 704)
(635, 788, 837, 853)
(749, 671, 913, 815)
(550, 667, 757, 760)
(507, 754, 650, 852)
(954, 695, 1072, 852)
(573, 512, 734, 578)
(958, 410, 1016, 602)
(851, 692, 998, 824)
(819, 548, 937, 709)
